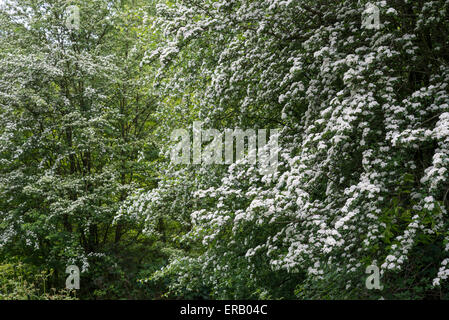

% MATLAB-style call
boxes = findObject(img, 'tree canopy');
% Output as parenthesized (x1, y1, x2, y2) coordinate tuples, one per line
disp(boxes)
(1, 0, 449, 300)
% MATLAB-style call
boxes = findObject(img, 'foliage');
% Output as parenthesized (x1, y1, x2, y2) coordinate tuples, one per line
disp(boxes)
(0, 262, 76, 300)
(0, 0, 161, 299)
(130, 0, 449, 299)
(1, 0, 449, 300)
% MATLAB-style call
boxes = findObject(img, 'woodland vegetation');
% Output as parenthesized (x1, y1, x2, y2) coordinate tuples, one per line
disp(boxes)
(1, 0, 449, 300)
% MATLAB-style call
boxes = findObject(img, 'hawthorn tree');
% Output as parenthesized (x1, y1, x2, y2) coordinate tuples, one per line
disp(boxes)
(1, 0, 449, 300)
(129, 0, 449, 299)
(0, 0, 160, 298)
